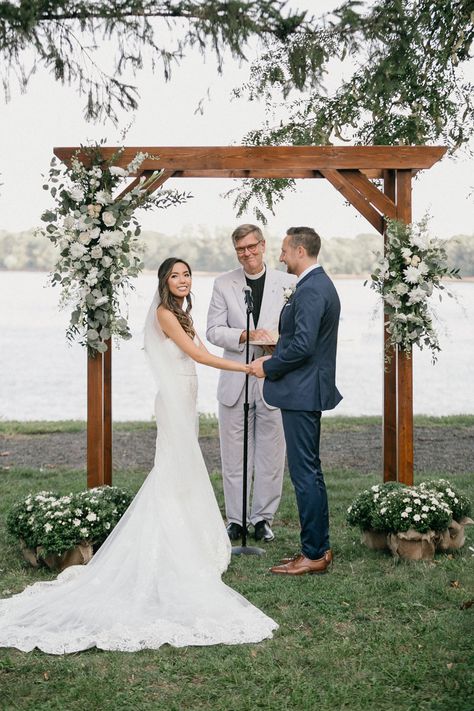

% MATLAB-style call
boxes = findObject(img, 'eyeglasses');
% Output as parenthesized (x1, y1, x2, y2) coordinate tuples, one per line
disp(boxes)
(235, 241, 263, 256)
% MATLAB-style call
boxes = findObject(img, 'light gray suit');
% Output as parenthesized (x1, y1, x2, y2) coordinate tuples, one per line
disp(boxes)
(206, 266, 296, 526)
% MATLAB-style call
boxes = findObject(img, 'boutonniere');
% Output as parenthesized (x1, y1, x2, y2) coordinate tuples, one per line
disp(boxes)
(283, 286, 296, 303)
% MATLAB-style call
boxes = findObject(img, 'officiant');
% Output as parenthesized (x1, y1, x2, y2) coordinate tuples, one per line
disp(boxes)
(206, 224, 295, 543)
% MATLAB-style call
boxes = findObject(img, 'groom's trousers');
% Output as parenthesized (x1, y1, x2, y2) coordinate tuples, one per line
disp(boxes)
(218, 377, 286, 526)
(281, 409, 330, 560)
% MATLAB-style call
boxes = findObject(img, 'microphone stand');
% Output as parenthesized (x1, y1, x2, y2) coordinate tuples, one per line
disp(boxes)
(232, 289, 265, 557)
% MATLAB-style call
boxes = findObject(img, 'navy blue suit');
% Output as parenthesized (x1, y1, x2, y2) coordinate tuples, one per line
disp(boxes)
(263, 266, 342, 559)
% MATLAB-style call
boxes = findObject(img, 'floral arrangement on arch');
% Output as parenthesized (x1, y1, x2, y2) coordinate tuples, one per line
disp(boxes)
(367, 217, 460, 362)
(7, 486, 133, 556)
(39, 144, 190, 354)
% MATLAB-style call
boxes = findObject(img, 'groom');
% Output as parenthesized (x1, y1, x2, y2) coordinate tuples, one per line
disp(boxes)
(250, 227, 342, 576)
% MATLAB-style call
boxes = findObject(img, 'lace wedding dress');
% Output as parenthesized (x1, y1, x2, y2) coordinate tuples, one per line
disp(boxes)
(0, 295, 277, 653)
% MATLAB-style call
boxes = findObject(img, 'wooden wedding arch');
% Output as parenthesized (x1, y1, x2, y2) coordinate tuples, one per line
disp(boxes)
(54, 145, 446, 489)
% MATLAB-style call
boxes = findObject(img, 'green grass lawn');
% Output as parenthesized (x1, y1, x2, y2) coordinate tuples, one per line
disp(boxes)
(0, 431, 473, 710)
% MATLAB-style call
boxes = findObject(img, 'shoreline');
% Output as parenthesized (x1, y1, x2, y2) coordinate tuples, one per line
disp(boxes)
(1, 268, 473, 282)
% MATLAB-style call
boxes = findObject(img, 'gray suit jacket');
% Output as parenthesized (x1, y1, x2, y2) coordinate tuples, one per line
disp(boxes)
(206, 266, 296, 408)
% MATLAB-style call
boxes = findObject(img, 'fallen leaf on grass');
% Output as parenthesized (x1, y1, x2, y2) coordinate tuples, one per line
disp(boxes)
(43, 672, 49, 680)
(450, 580, 461, 588)
(250, 650, 257, 658)
(460, 599, 473, 610)
(446, 663, 454, 670)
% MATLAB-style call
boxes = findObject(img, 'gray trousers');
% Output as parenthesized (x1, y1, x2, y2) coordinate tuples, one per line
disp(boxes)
(218, 378, 286, 526)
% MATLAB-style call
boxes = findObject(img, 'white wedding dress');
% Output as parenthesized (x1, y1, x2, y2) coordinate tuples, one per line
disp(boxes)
(0, 296, 277, 653)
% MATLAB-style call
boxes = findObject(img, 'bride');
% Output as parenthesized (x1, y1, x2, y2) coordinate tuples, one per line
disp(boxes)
(0, 257, 278, 654)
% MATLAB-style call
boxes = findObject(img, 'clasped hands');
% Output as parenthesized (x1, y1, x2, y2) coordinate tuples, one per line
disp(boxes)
(245, 355, 271, 378)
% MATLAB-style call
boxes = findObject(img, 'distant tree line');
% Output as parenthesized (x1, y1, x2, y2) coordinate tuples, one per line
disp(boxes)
(1, 227, 473, 276)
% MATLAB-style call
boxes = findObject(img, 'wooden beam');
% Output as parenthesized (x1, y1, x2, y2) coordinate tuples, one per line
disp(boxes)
(396, 169, 414, 486)
(343, 170, 397, 220)
(383, 169, 397, 482)
(320, 169, 384, 234)
(54, 145, 447, 174)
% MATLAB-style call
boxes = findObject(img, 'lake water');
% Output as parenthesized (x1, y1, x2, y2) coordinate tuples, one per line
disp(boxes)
(1, 272, 473, 420)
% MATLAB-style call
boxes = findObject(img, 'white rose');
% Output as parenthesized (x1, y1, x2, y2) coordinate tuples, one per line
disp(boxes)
(91, 246, 103, 259)
(102, 211, 116, 227)
(73, 518, 81, 526)
(394, 282, 409, 296)
(411, 255, 421, 266)
(79, 231, 92, 245)
(102, 255, 113, 268)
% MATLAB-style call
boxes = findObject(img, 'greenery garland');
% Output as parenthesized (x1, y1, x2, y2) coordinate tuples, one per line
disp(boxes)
(367, 217, 460, 362)
(39, 144, 190, 354)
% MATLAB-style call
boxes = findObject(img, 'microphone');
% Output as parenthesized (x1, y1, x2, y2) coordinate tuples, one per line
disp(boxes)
(242, 285, 254, 312)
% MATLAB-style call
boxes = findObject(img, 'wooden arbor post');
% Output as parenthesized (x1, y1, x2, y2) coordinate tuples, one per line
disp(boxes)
(54, 145, 446, 487)
(87, 342, 112, 488)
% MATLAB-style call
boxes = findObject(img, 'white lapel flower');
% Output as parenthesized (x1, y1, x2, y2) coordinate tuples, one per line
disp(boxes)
(283, 286, 296, 303)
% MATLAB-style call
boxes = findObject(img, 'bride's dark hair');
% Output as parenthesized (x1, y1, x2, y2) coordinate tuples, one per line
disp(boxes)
(158, 257, 195, 339)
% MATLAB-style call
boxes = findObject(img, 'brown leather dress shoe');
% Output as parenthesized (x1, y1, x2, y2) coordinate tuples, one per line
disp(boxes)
(279, 549, 333, 566)
(270, 552, 331, 576)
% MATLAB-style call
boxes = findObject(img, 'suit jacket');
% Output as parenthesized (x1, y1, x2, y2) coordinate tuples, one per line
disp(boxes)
(206, 266, 296, 408)
(263, 267, 342, 412)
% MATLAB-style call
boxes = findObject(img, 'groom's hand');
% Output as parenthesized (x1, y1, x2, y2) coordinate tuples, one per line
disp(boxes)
(249, 356, 271, 378)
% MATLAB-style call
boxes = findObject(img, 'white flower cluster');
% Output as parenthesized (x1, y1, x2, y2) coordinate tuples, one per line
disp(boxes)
(39, 146, 189, 353)
(367, 217, 459, 362)
(7, 486, 133, 556)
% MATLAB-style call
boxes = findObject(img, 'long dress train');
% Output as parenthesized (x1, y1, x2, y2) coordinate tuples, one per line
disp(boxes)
(0, 302, 277, 653)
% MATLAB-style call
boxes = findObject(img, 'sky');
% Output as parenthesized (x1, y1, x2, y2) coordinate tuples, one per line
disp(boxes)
(1, 1, 473, 242)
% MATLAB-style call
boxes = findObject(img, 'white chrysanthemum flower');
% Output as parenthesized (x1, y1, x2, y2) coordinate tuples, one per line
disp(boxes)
(401, 512, 409, 518)
(70, 242, 87, 259)
(69, 186, 84, 202)
(413, 514, 421, 522)
(73, 518, 81, 527)
(95, 190, 112, 205)
(44, 523, 53, 532)
(407, 287, 427, 305)
(80, 527, 89, 537)
(404, 265, 421, 284)
(86, 512, 98, 522)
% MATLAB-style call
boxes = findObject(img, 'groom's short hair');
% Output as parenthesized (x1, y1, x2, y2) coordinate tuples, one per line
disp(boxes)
(231, 224, 264, 246)
(287, 227, 321, 258)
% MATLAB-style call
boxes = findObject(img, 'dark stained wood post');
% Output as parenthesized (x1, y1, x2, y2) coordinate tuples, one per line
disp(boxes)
(87, 342, 112, 488)
(383, 170, 398, 482)
(87, 352, 104, 488)
(103, 339, 112, 485)
(396, 170, 414, 485)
